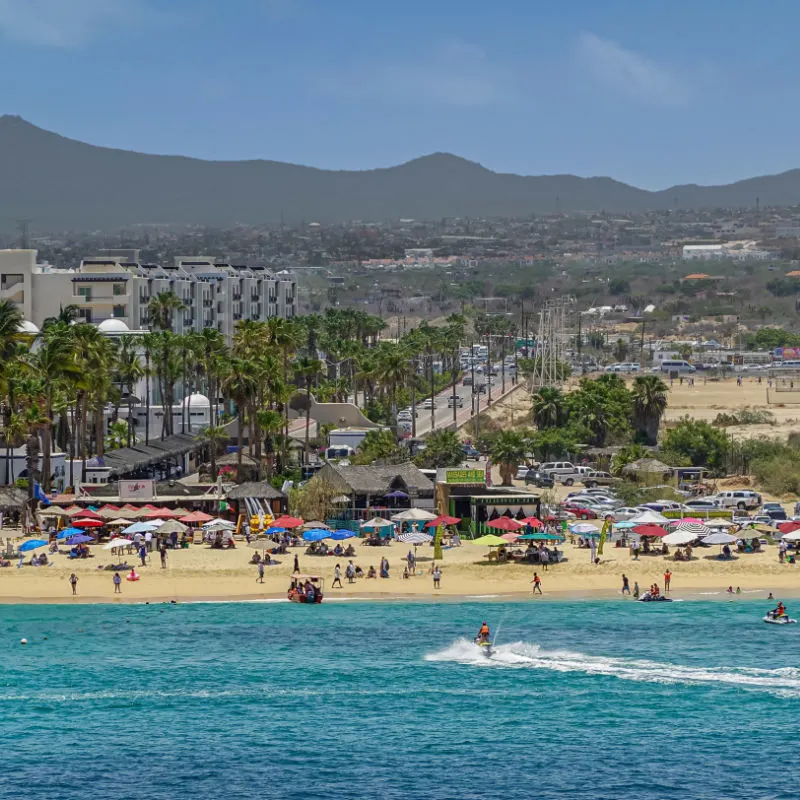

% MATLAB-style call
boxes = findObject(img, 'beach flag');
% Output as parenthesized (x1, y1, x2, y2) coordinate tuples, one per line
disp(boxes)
(598, 517, 612, 555)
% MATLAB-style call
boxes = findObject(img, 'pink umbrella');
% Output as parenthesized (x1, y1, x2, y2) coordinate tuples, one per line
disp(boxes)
(500, 532, 521, 542)
(179, 510, 214, 524)
(73, 518, 104, 528)
(633, 524, 668, 537)
(676, 517, 703, 525)
(425, 515, 461, 528)
(520, 516, 543, 527)
(487, 517, 523, 531)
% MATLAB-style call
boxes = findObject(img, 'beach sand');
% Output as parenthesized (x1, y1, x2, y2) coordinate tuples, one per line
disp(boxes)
(2, 537, 798, 603)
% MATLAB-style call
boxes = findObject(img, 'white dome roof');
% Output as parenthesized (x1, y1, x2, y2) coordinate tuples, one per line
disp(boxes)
(97, 319, 130, 333)
(182, 392, 210, 408)
(18, 321, 39, 334)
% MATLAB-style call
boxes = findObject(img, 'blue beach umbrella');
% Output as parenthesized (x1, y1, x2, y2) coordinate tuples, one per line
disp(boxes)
(302, 529, 331, 542)
(266, 527, 287, 535)
(19, 539, 48, 552)
(330, 530, 356, 540)
(57, 527, 83, 540)
(66, 533, 94, 545)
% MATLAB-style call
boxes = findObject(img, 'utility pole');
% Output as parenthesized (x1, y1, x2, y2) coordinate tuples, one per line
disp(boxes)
(501, 336, 506, 394)
(471, 341, 479, 440)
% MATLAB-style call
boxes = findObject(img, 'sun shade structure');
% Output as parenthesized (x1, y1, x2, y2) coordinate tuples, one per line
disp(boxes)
(472, 534, 510, 547)
(391, 508, 438, 522)
(179, 511, 214, 524)
(632, 524, 669, 538)
(272, 515, 304, 529)
(486, 517, 523, 531)
(673, 521, 712, 539)
(662, 530, 699, 546)
(397, 531, 433, 544)
(701, 532, 737, 545)
(425, 515, 461, 527)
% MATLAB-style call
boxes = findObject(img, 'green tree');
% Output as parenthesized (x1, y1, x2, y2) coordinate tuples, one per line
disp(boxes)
(531, 387, 565, 429)
(352, 429, 406, 465)
(294, 355, 324, 463)
(631, 375, 669, 445)
(491, 431, 527, 486)
(662, 417, 730, 473)
(416, 429, 464, 468)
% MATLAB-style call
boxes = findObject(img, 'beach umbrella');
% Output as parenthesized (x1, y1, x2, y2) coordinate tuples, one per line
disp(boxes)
(143, 508, 176, 519)
(179, 511, 214, 524)
(73, 508, 102, 520)
(781, 530, 800, 542)
(520, 516, 543, 527)
(19, 539, 48, 552)
(330, 529, 357, 540)
(266, 526, 287, 535)
(302, 520, 331, 530)
(56, 527, 83, 540)
(361, 517, 393, 529)
(778, 521, 800, 535)
(122, 521, 162, 534)
(673, 521, 712, 539)
(472, 534, 509, 547)
(486, 516, 523, 531)
(425, 515, 461, 528)
(302, 529, 331, 542)
(662, 530, 699, 546)
(629, 510, 668, 525)
(384, 490, 409, 499)
(571, 522, 601, 535)
(397, 530, 433, 544)
(42, 506, 72, 517)
(272, 515, 304, 529)
(519, 532, 566, 542)
(391, 508, 437, 523)
(202, 518, 236, 530)
(632, 524, 668, 538)
(705, 519, 735, 529)
(73, 518, 104, 528)
(158, 519, 188, 534)
(675, 517, 704, 525)
(66, 533, 94, 545)
(701, 532, 737, 545)
(614, 520, 637, 529)
(500, 532, 521, 543)
(107, 518, 133, 527)
(103, 538, 132, 550)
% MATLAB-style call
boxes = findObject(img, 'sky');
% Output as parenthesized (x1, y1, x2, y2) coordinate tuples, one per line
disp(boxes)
(0, 0, 798, 189)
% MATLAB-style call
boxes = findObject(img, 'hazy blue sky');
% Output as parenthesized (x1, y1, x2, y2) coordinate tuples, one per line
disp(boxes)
(0, 0, 796, 188)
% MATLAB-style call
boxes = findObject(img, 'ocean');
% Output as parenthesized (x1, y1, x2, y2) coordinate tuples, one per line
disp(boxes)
(2, 597, 798, 800)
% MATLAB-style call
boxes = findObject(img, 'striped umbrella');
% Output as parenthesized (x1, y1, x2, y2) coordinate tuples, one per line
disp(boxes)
(673, 521, 712, 539)
(397, 531, 433, 544)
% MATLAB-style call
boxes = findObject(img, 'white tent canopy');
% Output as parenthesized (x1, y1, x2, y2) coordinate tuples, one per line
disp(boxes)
(629, 509, 668, 525)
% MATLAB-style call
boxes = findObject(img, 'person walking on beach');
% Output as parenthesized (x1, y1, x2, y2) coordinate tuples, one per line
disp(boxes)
(345, 560, 356, 583)
(621, 574, 630, 595)
(113, 572, 121, 594)
(69, 572, 78, 596)
(531, 572, 542, 594)
(293, 554, 300, 573)
(664, 569, 672, 593)
(160, 544, 167, 569)
(332, 563, 343, 588)
(589, 538, 597, 564)
(139, 544, 147, 568)
(632, 539, 640, 561)
(257, 560, 265, 584)
(432, 564, 441, 589)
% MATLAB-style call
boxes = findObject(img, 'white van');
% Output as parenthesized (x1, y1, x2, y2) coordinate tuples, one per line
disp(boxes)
(540, 461, 577, 482)
(659, 360, 695, 374)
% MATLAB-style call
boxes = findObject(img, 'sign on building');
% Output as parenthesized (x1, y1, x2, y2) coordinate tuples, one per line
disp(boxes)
(118, 479, 156, 501)
(437, 468, 486, 485)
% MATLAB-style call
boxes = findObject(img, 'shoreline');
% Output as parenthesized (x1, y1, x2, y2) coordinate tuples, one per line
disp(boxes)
(0, 584, 793, 605)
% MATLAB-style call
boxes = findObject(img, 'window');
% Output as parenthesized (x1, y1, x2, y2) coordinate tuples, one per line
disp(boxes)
(113, 283, 126, 296)
(1, 274, 23, 291)
(77, 286, 92, 300)
(113, 305, 126, 318)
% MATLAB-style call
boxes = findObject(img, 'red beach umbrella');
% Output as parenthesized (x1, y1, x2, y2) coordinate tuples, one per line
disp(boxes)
(179, 511, 214, 524)
(73, 518, 104, 528)
(486, 517, 523, 531)
(425, 515, 461, 528)
(520, 516, 543, 527)
(778, 521, 800, 535)
(633, 524, 668, 537)
(272, 515, 303, 529)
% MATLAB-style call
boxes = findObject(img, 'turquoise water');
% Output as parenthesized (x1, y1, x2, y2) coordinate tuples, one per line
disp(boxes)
(2, 598, 799, 800)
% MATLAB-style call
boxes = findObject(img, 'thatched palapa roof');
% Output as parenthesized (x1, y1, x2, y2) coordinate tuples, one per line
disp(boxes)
(225, 482, 286, 501)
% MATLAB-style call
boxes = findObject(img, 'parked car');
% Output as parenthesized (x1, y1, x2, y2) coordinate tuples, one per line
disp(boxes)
(582, 470, 615, 488)
(715, 490, 762, 511)
(525, 470, 555, 489)
(683, 498, 722, 512)
(641, 500, 684, 513)
(561, 502, 597, 520)
(761, 502, 787, 521)
(540, 462, 576, 478)
(612, 507, 640, 521)
(515, 465, 533, 480)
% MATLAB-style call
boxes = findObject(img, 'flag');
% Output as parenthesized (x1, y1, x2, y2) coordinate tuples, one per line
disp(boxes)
(33, 482, 50, 506)
(598, 517, 612, 555)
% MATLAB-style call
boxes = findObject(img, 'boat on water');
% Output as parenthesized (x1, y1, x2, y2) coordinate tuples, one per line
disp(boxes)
(763, 612, 796, 625)
(287, 574, 324, 604)
(473, 637, 493, 657)
(638, 591, 672, 603)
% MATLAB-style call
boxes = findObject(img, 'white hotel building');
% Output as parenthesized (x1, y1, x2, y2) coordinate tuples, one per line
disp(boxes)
(0, 249, 297, 340)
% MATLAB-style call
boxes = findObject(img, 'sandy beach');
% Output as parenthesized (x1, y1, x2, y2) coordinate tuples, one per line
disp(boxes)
(2, 535, 798, 603)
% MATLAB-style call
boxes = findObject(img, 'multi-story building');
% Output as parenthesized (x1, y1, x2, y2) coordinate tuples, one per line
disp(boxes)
(0, 249, 297, 340)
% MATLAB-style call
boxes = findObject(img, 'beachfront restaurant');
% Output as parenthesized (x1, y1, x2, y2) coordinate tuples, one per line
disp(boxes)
(435, 468, 540, 535)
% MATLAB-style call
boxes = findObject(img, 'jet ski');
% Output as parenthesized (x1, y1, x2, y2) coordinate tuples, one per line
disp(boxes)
(638, 591, 672, 602)
(474, 637, 494, 657)
(764, 612, 797, 625)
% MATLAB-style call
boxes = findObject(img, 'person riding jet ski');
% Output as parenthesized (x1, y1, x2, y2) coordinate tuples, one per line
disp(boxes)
(475, 622, 490, 644)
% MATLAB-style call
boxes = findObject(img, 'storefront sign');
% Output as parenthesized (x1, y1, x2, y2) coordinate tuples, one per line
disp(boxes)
(439, 468, 486, 485)
(118, 479, 156, 501)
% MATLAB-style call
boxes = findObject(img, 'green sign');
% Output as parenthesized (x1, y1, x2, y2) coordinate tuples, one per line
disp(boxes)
(444, 469, 485, 485)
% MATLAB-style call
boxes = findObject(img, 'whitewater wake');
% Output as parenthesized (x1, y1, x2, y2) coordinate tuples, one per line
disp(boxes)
(425, 638, 800, 697)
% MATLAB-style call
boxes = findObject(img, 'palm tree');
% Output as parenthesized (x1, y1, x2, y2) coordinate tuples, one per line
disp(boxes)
(256, 408, 283, 478)
(375, 346, 409, 420)
(293, 355, 323, 462)
(114, 336, 144, 446)
(532, 387, 565, 429)
(631, 375, 669, 445)
(491, 431, 527, 486)
(196, 425, 226, 480)
(148, 291, 185, 333)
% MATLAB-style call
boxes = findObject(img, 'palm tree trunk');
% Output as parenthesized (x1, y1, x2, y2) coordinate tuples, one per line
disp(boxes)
(145, 351, 151, 446)
(68, 403, 75, 489)
(304, 379, 311, 463)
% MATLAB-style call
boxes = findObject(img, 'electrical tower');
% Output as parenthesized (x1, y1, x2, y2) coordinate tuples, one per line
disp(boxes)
(531, 296, 574, 389)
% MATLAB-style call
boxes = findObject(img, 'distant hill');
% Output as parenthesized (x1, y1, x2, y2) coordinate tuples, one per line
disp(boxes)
(1, 115, 799, 230)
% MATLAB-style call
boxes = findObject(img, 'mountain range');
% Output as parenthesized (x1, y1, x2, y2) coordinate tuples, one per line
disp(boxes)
(1, 115, 798, 230)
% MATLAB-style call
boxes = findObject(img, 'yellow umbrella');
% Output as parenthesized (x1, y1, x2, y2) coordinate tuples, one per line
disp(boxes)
(472, 534, 509, 547)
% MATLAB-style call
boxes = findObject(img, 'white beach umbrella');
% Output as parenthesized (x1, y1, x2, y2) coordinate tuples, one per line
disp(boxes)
(662, 530, 699, 546)
(705, 519, 734, 529)
(107, 518, 134, 527)
(701, 532, 737, 545)
(103, 538, 133, 550)
(781, 530, 800, 542)
(629, 509, 668, 525)
(391, 508, 437, 522)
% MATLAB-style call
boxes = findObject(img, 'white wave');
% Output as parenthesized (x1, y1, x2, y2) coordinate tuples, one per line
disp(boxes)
(425, 638, 800, 697)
